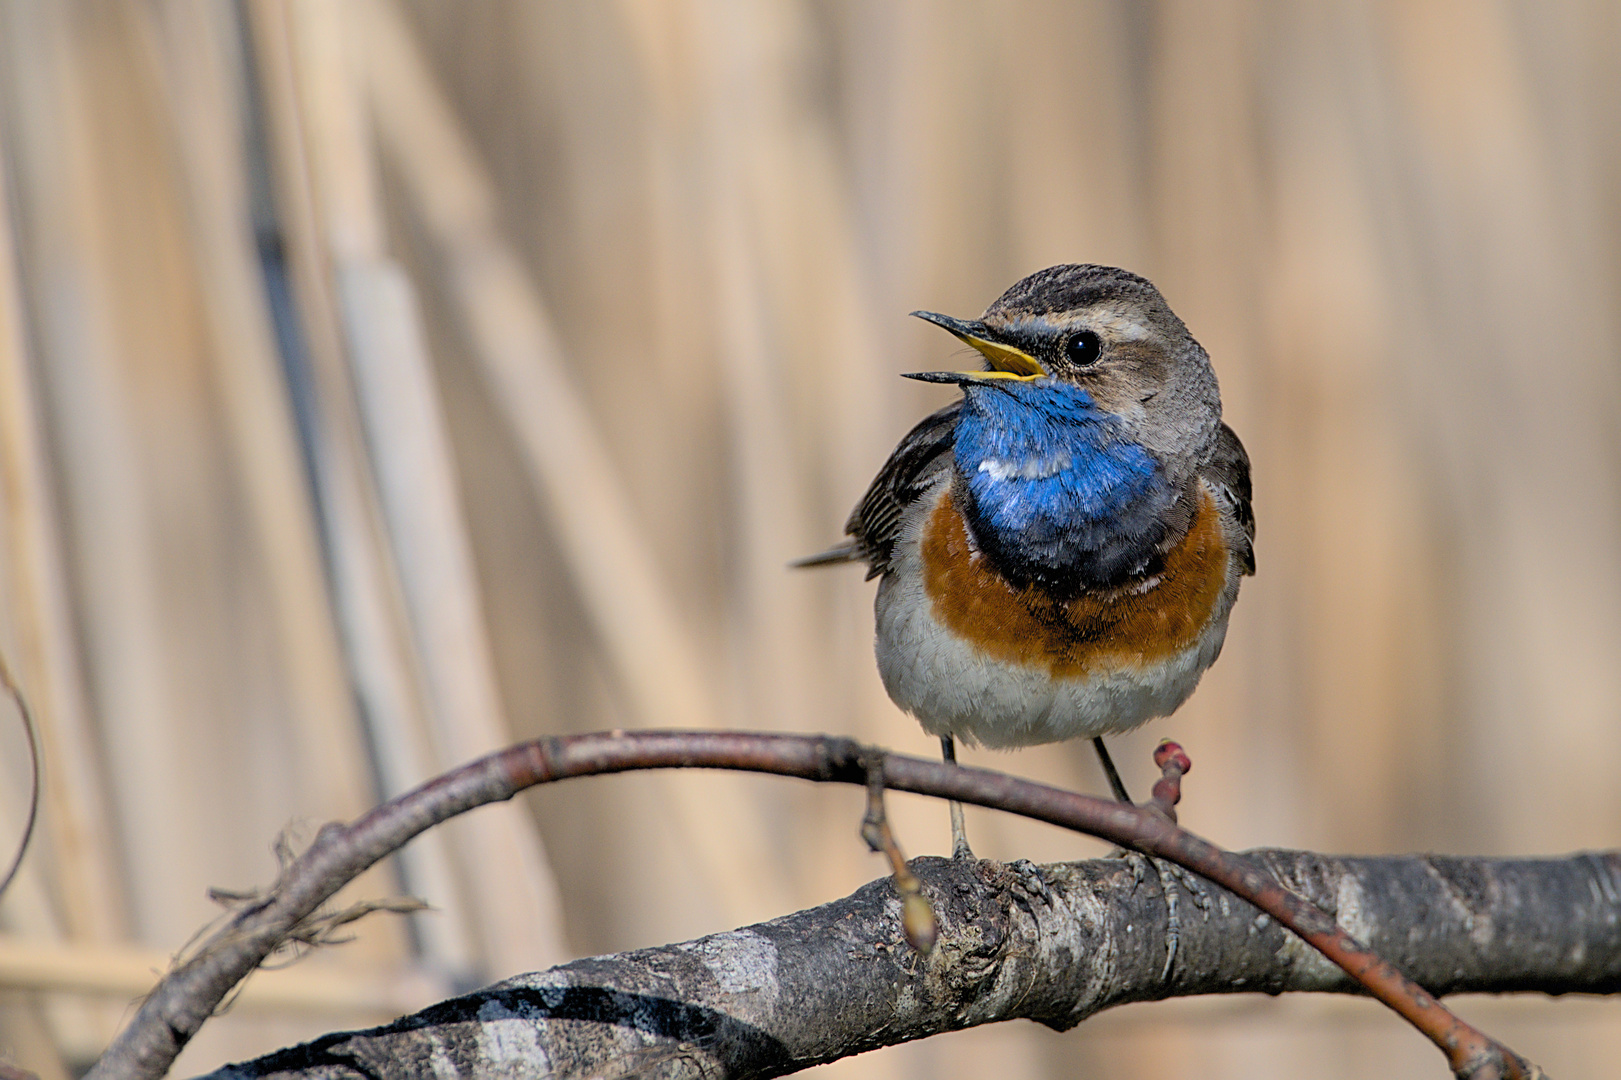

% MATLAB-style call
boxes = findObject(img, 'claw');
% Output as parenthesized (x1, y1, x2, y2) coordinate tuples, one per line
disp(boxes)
(1157, 859, 1181, 981)
(1115, 849, 1191, 981)
(1009, 859, 1053, 905)
(1174, 864, 1211, 915)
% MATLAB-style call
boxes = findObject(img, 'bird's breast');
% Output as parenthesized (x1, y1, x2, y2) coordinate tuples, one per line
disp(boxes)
(920, 484, 1230, 677)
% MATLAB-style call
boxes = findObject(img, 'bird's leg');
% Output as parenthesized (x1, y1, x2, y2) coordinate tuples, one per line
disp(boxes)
(1094, 736, 1208, 981)
(941, 735, 974, 860)
(1092, 736, 1132, 803)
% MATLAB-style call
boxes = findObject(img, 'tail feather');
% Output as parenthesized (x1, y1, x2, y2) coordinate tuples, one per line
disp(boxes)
(789, 540, 865, 570)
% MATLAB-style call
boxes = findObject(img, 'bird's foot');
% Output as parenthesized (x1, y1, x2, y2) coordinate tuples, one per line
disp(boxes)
(1008, 858, 1053, 906)
(1114, 849, 1208, 980)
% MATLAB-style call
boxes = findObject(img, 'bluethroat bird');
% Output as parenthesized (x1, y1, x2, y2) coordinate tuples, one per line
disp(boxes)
(800, 265, 1254, 858)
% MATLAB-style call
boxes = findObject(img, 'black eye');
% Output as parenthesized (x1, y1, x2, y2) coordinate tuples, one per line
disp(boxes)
(1065, 330, 1101, 367)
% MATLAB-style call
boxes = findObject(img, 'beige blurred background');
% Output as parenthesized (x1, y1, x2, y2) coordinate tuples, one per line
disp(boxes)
(0, 1, 1618, 1076)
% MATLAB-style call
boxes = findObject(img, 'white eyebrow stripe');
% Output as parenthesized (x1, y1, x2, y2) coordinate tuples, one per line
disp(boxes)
(995, 309, 1152, 343)
(1083, 310, 1151, 341)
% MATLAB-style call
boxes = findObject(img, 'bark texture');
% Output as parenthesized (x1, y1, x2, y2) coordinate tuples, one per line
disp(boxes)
(203, 850, 1621, 1079)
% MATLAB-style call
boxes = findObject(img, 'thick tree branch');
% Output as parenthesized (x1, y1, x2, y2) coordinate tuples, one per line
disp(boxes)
(87, 732, 1564, 1079)
(203, 850, 1620, 1079)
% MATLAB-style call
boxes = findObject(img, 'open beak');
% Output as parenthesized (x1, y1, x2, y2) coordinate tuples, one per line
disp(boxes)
(908, 310, 1046, 381)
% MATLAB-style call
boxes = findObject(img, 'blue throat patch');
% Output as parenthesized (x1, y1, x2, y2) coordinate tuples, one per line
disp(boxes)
(952, 379, 1177, 590)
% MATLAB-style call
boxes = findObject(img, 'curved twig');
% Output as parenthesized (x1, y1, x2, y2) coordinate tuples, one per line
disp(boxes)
(0, 650, 41, 902)
(86, 731, 1541, 1080)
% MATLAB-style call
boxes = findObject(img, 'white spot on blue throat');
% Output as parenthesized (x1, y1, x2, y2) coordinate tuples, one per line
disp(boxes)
(978, 451, 1074, 481)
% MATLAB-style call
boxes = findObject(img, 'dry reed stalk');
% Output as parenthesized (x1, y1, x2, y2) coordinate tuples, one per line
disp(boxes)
(0, 63, 126, 949)
(1378, 1, 1621, 854)
(129, 15, 424, 1043)
(0, 934, 440, 1019)
(0, 0, 188, 946)
(1252, 6, 1430, 852)
(338, 263, 569, 974)
(359, 0, 791, 923)
(141, 0, 372, 830)
(0, 82, 134, 1068)
(651, 0, 913, 911)
(0, 5, 209, 1064)
(1134, 0, 1278, 852)
(242, 0, 483, 979)
(692, 0, 825, 744)
(260, 0, 568, 976)
(688, 0, 903, 739)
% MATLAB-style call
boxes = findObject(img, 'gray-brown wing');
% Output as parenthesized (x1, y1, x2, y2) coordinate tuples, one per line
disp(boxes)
(793, 401, 960, 579)
(1202, 421, 1255, 574)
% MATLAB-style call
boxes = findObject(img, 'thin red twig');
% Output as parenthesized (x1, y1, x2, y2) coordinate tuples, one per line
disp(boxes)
(1148, 738, 1190, 823)
(87, 731, 1540, 1080)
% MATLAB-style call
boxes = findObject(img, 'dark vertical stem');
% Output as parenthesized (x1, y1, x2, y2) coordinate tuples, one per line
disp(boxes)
(1092, 735, 1132, 803)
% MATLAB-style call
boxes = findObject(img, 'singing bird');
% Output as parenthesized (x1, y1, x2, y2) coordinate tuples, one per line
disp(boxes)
(800, 265, 1254, 857)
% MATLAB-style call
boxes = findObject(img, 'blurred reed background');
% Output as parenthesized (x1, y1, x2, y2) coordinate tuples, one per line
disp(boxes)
(0, 1, 1618, 1077)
